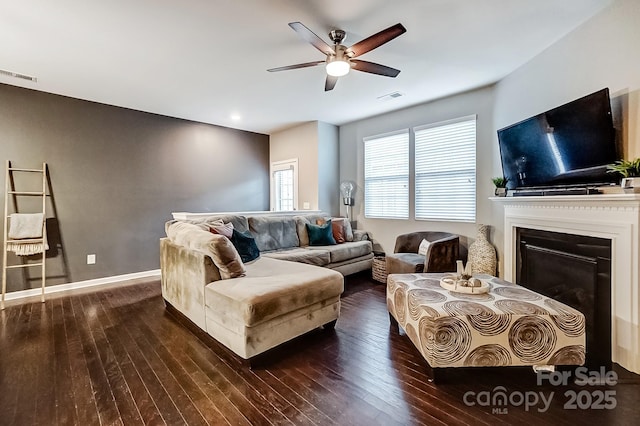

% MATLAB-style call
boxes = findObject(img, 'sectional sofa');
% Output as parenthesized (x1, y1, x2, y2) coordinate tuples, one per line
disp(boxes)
(160, 212, 373, 361)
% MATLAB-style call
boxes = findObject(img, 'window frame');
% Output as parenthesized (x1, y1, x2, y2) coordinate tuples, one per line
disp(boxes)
(413, 115, 477, 223)
(363, 129, 410, 220)
(270, 158, 298, 211)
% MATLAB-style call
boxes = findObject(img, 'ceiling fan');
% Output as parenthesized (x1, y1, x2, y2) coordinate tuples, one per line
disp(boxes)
(268, 22, 407, 91)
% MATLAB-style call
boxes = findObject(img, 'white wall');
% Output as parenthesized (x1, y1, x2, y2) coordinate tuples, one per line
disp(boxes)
(494, 0, 640, 159)
(270, 122, 318, 210)
(270, 121, 340, 214)
(490, 0, 640, 274)
(339, 85, 497, 260)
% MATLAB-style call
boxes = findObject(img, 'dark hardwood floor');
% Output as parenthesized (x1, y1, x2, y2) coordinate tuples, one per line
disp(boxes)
(1, 272, 638, 425)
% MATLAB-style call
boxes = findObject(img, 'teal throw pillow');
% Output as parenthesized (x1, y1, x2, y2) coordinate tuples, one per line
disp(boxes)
(230, 229, 260, 263)
(306, 221, 336, 246)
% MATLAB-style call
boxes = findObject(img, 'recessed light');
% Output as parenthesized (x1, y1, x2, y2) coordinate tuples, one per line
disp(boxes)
(231, 114, 241, 121)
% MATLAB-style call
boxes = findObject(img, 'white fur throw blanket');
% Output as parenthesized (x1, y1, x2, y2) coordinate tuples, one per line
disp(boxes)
(7, 213, 49, 256)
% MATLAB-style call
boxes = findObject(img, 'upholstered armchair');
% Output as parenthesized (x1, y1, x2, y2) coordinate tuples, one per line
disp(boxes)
(386, 231, 459, 275)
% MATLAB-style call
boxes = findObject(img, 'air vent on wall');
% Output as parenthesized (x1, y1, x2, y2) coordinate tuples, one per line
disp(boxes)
(377, 91, 403, 101)
(0, 69, 38, 82)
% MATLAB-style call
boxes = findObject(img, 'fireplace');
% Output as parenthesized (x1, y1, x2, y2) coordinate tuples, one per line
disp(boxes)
(516, 228, 611, 368)
(492, 193, 640, 374)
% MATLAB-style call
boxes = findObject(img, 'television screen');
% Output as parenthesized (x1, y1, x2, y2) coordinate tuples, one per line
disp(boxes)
(498, 88, 617, 190)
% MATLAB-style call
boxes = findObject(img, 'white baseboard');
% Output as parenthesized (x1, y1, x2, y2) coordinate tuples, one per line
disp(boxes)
(3, 269, 161, 302)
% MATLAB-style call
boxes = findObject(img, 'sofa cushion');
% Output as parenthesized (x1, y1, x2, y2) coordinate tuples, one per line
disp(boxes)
(386, 252, 425, 274)
(261, 247, 330, 266)
(165, 220, 246, 279)
(306, 221, 336, 246)
(205, 257, 343, 327)
(230, 229, 260, 263)
(326, 252, 374, 269)
(249, 216, 299, 252)
(308, 240, 372, 263)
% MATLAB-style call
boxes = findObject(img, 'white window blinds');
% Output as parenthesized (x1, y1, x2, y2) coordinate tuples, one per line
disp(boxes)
(364, 130, 409, 219)
(414, 116, 476, 222)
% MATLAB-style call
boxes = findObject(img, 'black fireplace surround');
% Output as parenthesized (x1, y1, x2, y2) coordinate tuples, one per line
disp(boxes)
(516, 228, 611, 368)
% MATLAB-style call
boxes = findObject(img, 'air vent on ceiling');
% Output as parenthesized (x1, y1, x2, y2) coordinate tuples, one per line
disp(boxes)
(0, 69, 38, 82)
(377, 91, 403, 101)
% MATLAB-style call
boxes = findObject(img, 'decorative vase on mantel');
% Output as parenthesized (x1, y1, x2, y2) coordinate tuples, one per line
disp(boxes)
(468, 224, 497, 276)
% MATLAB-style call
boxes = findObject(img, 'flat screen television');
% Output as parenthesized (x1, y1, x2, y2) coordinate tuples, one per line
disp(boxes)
(497, 88, 618, 191)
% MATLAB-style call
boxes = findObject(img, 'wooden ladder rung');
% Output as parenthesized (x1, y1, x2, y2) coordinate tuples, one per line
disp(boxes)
(8, 168, 44, 173)
(7, 191, 45, 195)
(6, 238, 44, 243)
(5, 263, 44, 269)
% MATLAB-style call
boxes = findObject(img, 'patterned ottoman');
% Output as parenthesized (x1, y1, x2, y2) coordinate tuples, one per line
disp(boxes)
(387, 273, 585, 380)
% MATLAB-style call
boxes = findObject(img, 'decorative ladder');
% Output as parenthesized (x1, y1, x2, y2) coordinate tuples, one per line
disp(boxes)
(1, 161, 47, 309)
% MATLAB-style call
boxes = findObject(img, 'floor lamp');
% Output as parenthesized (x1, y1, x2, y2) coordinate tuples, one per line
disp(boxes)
(340, 181, 355, 221)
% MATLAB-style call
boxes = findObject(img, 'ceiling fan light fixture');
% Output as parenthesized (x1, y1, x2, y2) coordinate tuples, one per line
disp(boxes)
(269, 22, 406, 90)
(326, 58, 350, 77)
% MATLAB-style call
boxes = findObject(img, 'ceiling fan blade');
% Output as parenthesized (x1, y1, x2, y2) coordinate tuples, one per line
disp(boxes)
(351, 60, 401, 77)
(289, 22, 335, 56)
(267, 61, 325, 72)
(325, 75, 338, 91)
(347, 23, 406, 58)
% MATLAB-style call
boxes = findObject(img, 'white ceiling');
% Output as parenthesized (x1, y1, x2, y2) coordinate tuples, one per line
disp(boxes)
(0, 0, 612, 135)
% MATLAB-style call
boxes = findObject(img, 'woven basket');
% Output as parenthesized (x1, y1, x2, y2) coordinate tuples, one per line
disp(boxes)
(372, 256, 387, 283)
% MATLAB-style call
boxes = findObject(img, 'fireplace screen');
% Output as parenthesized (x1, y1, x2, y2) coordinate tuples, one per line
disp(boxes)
(516, 228, 611, 368)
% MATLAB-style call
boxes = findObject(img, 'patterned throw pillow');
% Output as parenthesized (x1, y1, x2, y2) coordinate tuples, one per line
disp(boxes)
(210, 221, 234, 238)
(418, 239, 431, 256)
(306, 221, 337, 246)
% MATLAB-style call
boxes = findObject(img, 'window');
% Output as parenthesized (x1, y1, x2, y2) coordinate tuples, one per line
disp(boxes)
(271, 159, 298, 211)
(414, 116, 476, 222)
(364, 130, 409, 219)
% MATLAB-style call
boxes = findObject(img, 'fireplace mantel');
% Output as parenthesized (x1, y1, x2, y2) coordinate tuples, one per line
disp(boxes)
(492, 193, 640, 373)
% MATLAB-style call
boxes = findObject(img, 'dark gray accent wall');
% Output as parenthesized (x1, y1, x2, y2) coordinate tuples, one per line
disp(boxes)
(0, 83, 269, 292)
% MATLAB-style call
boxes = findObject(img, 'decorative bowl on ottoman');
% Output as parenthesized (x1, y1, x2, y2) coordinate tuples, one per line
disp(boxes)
(439, 275, 490, 294)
